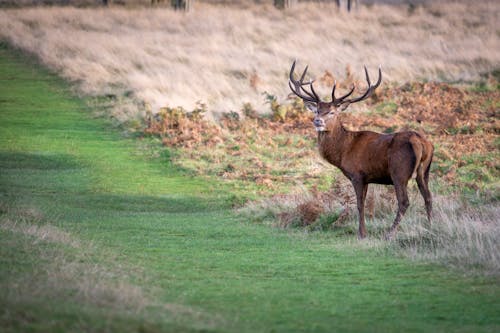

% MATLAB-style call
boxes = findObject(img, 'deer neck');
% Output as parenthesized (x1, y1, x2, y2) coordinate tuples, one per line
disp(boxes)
(317, 116, 351, 168)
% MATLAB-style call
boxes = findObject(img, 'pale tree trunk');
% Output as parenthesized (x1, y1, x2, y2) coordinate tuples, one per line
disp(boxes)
(274, 0, 298, 9)
(347, 0, 357, 12)
(275, 0, 357, 11)
(172, 0, 192, 11)
(338, 0, 358, 12)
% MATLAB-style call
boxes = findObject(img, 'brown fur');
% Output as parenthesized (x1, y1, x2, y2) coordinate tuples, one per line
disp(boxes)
(317, 112, 434, 239)
(289, 62, 433, 239)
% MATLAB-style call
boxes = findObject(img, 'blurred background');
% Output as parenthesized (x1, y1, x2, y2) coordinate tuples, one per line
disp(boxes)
(0, 0, 498, 119)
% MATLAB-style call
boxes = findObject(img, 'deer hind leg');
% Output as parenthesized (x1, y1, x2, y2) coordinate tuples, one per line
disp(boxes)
(416, 156, 432, 225)
(352, 180, 368, 239)
(416, 165, 432, 224)
(386, 181, 409, 239)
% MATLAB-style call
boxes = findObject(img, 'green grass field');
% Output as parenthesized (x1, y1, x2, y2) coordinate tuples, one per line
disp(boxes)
(0, 44, 499, 332)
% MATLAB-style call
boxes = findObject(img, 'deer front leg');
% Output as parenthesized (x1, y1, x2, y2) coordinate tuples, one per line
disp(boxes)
(352, 179, 368, 239)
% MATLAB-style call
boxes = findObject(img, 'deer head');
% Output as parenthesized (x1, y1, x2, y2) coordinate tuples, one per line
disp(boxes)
(289, 60, 382, 132)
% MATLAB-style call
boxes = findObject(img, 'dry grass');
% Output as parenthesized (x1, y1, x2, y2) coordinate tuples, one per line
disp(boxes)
(0, 1, 498, 119)
(239, 182, 500, 275)
(0, 202, 147, 312)
(396, 194, 500, 276)
(238, 177, 382, 229)
(0, 202, 221, 328)
(0, 206, 82, 248)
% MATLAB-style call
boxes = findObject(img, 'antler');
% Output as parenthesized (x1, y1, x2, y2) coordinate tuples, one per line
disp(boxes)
(288, 60, 321, 104)
(332, 81, 356, 105)
(333, 66, 382, 107)
(289, 61, 382, 109)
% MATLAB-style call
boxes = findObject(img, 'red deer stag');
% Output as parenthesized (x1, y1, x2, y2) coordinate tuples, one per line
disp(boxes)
(289, 61, 433, 239)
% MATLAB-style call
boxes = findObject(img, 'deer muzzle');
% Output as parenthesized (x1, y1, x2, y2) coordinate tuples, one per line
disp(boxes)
(313, 117, 326, 132)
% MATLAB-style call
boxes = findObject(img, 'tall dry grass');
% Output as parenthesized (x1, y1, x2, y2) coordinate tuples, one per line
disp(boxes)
(0, 1, 498, 118)
(239, 182, 500, 275)
(396, 194, 500, 276)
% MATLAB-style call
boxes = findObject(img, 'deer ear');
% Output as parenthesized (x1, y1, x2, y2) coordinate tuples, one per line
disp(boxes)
(305, 102, 317, 113)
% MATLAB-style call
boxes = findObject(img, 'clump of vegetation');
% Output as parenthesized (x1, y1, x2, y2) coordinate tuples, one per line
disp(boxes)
(239, 179, 357, 231)
(143, 102, 222, 149)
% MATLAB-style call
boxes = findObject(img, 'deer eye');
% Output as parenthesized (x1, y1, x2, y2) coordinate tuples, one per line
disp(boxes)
(305, 103, 318, 113)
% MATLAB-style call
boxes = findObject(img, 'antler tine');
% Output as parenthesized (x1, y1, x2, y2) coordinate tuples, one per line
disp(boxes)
(288, 80, 299, 96)
(298, 63, 321, 101)
(289, 59, 298, 82)
(288, 80, 311, 101)
(374, 65, 382, 87)
(288, 60, 321, 103)
(289, 60, 312, 85)
(333, 84, 355, 105)
(309, 80, 320, 102)
(299, 65, 309, 82)
(339, 66, 382, 106)
(331, 80, 337, 102)
(364, 65, 371, 86)
(289, 80, 318, 102)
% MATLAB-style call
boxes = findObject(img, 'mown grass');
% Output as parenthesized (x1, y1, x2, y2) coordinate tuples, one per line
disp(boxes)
(1, 45, 499, 332)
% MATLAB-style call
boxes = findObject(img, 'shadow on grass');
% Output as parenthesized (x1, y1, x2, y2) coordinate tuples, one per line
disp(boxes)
(0, 151, 83, 170)
(63, 192, 228, 214)
(0, 151, 233, 214)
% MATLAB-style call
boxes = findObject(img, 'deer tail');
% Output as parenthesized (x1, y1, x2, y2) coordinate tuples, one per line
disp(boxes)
(409, 135, 423, 179)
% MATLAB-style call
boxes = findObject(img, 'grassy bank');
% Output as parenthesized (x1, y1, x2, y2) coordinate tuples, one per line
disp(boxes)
(1, 45, 499, 332)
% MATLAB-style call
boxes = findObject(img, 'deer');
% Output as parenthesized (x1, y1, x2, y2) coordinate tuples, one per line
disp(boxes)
(288, 61, 434, 239)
